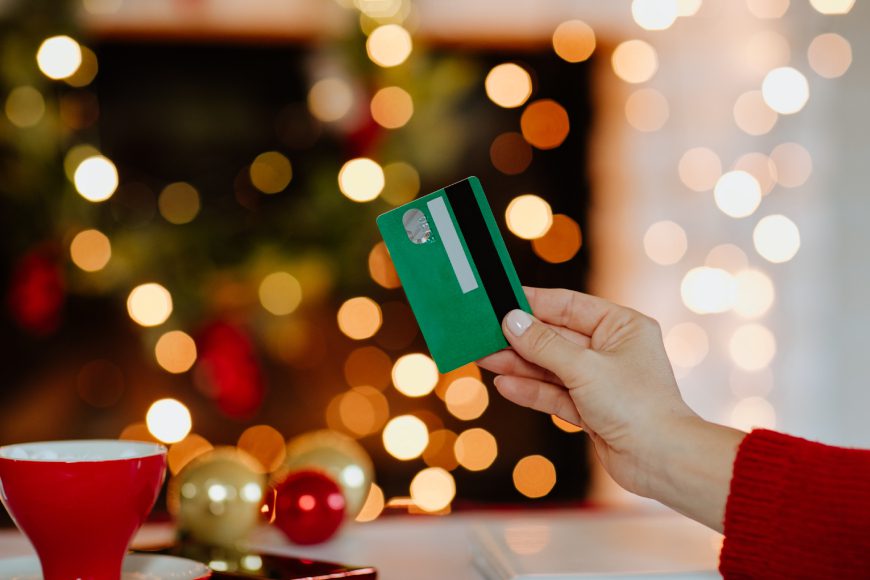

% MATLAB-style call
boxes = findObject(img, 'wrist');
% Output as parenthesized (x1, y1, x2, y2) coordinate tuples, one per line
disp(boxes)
(641, 415, 746, 532)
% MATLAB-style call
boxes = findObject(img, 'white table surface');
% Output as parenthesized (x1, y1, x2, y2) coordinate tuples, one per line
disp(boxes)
(0, 508, 722, 580)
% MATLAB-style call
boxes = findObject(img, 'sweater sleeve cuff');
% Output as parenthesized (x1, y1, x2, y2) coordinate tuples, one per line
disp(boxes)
(719, 429, 794, 576)
(719, 428, 870, 577)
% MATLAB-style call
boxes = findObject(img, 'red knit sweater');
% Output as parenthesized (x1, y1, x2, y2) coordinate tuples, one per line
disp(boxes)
(720, 429, 870, 578)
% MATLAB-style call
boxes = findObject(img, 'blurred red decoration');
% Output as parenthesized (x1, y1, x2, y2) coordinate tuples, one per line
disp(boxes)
(346, 113, 383, 158)
(265, 470, 346, 545)
(195, 321, 264, 419)
(7, 246, 64, 336)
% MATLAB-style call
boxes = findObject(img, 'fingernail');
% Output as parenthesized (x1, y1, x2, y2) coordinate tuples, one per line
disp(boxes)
(493, 375, 502, 387)
(505, 309, 533, 336)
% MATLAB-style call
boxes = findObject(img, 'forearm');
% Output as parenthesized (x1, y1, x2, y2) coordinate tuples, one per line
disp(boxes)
(641, 416, 746, 532)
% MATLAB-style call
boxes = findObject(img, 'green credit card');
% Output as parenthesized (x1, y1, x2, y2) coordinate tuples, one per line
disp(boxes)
(376, 176, 531, 373)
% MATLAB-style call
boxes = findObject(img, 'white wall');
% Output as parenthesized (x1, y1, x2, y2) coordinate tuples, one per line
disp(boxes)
(812, 3, 870, 447)
(587, 0, 870, 450)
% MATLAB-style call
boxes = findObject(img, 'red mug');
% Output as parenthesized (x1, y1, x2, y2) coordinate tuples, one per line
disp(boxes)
(0, 440, 167, 580)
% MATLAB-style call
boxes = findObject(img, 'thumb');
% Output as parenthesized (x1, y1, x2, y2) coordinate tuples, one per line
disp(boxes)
(502, 309, 587, 385)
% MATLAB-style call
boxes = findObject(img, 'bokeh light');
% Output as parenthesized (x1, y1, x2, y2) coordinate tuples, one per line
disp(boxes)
(119, 422, 157, 442)
(730, 367, 775, 398)
(345, 345, 393, 389)
(677, 0, 703, 15)
(532, 214, 582, 264)
(753, 214, 800, 263)
(154, 330, 197, 374)
(64, 144, 100, 182)
(743, 30, 791, 75)
(769, 142, 812, 188)
(643, 220, 687, 266)
(337, 296, 383, 340)
(625, 88, 669, 132)
(325, 393, 346, 434)
(454, 428, 498, 471)
(445, 377, 489, 421)
(383, 415, 428, 460)
(714, 170, 762, 219)
(410, 467, 456, 512)
(338, 158, 385, 202)
(36, 35, 82, 80)
(392, 353, 439, 397)
(158, 182, 200, 224)
(808, 33, 852, 79)
(611, 40, 658, 84)
(127, 283, 173, 327)
(366, 24, 412, 67)
(734, 152, 778, 196)
(809, 0, 854, 14)
(250, 151, 292, 194)
(520, 99, 570, 150)
(762, 67, 809, 115)
(730, 396, 777, 431)
(237, 425, 286, 473)
(490, 132, 533, 175)
(74, 155, 119, 202)
(730, 324, 776, 371)
(371, 86, 414, 129)
(485, 63, 533, 109)
(435, 363, 482, 400)
(64, 46, 98, 88)
(308, 77, 354, 123)
(552, 20, 596, 63)
(705, 244, 748, 273)
(368, 242, 401, 289)
(631, 0, 679, 30)
(504, 525, 552, 556)
(679, 147, 722, 192)
(259, 272, 303, 316)
(746, 0, 790, 18)
(505, 194, 553, 240)
(664, 322, 709, 369)
(5, 86, 45, 128)
(167, 434, 212, 476)
(146, 398, 192, 444)
(355, 483, 385, 522)
(70, 229, 111, 272)
(551, 415, 583, 433)
(381, 161, 420, 206)
(423, 429, 459, 470)
(342, 386, 389, 436)
(733, 270, 775, 318)
(733, 90, 777, 136)
(513, 455, 556, 498)
(681, 267, 735, 314)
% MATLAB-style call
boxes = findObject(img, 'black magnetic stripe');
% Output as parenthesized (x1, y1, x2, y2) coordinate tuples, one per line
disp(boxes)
(444, 179, 520, 323)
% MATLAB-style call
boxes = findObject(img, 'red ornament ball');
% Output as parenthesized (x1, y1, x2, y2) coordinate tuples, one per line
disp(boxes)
(268, 470, 346, 545)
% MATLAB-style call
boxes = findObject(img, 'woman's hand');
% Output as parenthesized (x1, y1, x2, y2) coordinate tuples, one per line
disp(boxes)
(478, 287, 744, 531)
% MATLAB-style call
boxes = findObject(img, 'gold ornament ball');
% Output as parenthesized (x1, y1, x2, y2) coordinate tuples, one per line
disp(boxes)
(168, 447, 266, 547)
(276, 430, 374, 518)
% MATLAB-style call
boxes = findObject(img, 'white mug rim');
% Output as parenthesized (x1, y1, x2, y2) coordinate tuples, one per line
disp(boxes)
(0, 439, 167, 463)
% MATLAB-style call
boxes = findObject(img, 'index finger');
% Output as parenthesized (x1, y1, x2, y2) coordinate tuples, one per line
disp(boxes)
(524, 286, 618, 337)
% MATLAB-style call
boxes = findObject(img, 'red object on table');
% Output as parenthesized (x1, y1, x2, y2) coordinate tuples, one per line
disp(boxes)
(266, 470, 346, 545)
(0, 441, 166, 580)
(721, 429, 870, 578)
